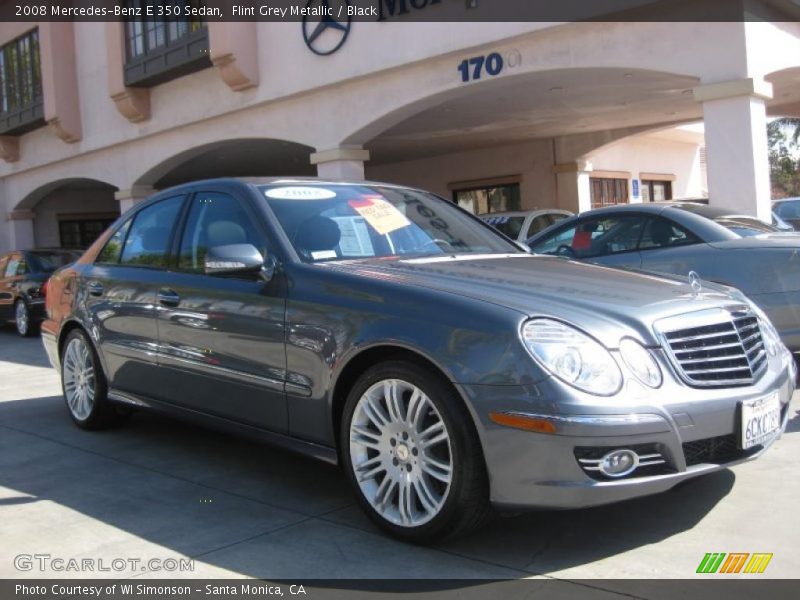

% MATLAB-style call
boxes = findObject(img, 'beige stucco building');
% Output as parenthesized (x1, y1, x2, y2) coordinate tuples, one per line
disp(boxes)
(1, 6, 799, 252)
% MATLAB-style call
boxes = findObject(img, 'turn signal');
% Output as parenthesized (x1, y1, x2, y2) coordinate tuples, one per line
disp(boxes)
(489, 412, 557, 433)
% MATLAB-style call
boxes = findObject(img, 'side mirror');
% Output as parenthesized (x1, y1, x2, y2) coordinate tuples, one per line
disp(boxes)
(205, 244, 266, 277)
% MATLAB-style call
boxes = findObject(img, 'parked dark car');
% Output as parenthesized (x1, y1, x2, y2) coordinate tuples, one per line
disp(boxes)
(42, 179, 794, 543)
(527, 202, 800, 355)
(0, 249, 81, 336)
(772, 197, 800, 230)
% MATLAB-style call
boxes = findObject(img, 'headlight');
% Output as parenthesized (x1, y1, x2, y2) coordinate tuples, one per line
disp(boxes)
(521, 319, 622, 396)
(619, 338, 662, 388)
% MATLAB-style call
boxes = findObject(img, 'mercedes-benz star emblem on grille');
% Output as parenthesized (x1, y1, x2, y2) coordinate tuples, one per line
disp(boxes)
(302, 0, 352, 56)
(688, 271, 703, 296)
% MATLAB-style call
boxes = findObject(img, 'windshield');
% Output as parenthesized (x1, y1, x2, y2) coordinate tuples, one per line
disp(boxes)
(28, 250, 81, 273)
(714, 217, 779, 237)
(481, 215, 526, 239)
(260, 184, 519, 262)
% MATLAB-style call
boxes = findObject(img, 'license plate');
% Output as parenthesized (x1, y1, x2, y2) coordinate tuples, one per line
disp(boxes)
(740, 392, 781, 449)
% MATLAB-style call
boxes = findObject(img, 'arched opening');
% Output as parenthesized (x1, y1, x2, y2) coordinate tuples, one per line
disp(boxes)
(15, 178, 119, 249)
(134, 138, 316, 190)
(346, 67, 703, 213)
(766, 66, 800, 119)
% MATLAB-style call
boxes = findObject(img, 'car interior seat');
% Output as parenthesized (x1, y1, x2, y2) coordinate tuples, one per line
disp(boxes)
(141, 227, 170, 254)
(294, 215, 342, 260)
(207, 221, 247, 247)
(650, 220, 674, 247)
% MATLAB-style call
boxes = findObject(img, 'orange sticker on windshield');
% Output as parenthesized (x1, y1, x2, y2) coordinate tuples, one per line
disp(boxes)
(348, 196, 410, 235)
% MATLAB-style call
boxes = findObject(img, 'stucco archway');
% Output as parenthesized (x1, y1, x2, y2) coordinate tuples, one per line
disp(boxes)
(133, 138, 317, 190)
(12, 178, 119, 249)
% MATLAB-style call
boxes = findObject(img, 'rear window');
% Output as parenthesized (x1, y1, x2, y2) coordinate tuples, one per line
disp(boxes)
(714, 217, 778, 237)
(482, 216, 526, 239)
(774, 200, 800, 219)
(28, 251, 81, 273)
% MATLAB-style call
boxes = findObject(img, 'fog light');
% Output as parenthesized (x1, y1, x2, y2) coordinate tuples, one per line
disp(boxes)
(599, 449, 639, 478)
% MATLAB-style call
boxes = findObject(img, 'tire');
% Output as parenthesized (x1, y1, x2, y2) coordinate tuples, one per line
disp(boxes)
(341, 360, 491, 543)
(14, 299, 35, 337)
(60, 329, 130, 430)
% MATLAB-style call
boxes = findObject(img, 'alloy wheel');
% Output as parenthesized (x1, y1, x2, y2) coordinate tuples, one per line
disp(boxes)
(349, 378, 453, 527)
(63, 337, 96, 421)
(15, 301, 28, 336)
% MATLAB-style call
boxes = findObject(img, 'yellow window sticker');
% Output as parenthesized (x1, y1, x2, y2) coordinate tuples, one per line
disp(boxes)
(348, 196, 411, 236)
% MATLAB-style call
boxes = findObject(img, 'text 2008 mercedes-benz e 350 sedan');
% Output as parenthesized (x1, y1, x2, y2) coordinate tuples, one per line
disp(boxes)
(42, 179, 795, 542)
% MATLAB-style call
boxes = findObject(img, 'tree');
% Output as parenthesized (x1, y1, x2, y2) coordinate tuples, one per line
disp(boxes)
(769, 118, 800, 198)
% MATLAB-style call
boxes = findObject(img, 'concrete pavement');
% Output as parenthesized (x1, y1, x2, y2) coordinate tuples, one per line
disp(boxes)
(1, 326, 798, 587)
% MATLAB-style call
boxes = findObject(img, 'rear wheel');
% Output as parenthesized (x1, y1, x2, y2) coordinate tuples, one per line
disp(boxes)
(61, 329, 129, 430)
(14, 300, 34, 337)
(341, 361, 490, 543)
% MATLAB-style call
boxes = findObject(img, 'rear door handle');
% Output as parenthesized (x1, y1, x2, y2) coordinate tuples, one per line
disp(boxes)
(87, 281, 104, 297)
(157, 289, 180, 307)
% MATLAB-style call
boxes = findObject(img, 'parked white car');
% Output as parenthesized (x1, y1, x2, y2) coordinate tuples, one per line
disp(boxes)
(479, 209, 573, 242)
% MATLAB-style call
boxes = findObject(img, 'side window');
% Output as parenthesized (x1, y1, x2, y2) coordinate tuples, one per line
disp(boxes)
(529, 224, 578, 255)
(590, 216, 646, 256)
(178, 192, 265, 274)
(96, 219, 132, 264)
(530, 215, 645, 258)
(120, 196, 184, 267)
(639, 218, 700, 250)
(5, 256, 22, 277)
(526, 215, 552, 239)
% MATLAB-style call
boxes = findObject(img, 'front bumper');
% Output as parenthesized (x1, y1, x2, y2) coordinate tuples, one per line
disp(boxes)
(461, 347, 795, 510)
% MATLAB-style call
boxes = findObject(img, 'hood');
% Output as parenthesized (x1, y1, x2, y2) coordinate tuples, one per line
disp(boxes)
(326, 254, 744, 347)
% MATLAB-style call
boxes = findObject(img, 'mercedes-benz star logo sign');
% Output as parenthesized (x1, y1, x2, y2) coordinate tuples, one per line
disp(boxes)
(302, 0, 352, 56)
(688, 270, 703, 296)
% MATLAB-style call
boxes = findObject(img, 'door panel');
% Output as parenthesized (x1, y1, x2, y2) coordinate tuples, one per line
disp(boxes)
(85, 264, 161, 395)
(154, 190, 288, 432)
(87, 195, 184, 399)
(154, 273, 288, 431)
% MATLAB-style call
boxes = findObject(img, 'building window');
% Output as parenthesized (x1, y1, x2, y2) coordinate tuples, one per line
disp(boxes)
(0, 29, 44, 135)
(452, 183, 521, 215)
(124, 1, 211, 87)
(641, 179, 673, 202)
(59, 216, 119, 249)
(590, 177, 629, 209)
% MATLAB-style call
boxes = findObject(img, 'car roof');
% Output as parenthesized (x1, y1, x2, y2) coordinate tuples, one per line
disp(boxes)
(577, 201, 758, 221)
(773, 197, 800, 204)
(477, 209, 571, 218)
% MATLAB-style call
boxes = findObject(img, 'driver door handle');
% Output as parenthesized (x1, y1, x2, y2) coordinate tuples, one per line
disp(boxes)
(157, 288, 180, 307)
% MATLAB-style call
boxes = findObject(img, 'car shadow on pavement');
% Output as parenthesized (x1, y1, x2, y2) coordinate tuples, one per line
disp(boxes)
(0, 393, 735, 580)
(0, 328, 52, 368)
(785, 409, 800, 433)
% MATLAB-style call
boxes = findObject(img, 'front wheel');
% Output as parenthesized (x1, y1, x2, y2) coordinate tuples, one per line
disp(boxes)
(61, 329, 129, 430)
(341, 361, 490, 543)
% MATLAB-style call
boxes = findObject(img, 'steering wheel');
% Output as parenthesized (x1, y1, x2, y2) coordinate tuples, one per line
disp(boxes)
(420, 238, 457, 252)
(556, 244, 576, 257)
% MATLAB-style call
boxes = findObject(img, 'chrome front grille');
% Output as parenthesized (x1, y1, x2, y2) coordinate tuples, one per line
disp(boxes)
(656, 307, 767, 387)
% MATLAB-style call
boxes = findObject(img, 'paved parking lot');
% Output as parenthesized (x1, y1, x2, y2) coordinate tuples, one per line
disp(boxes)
(1, 327, 799, 587)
